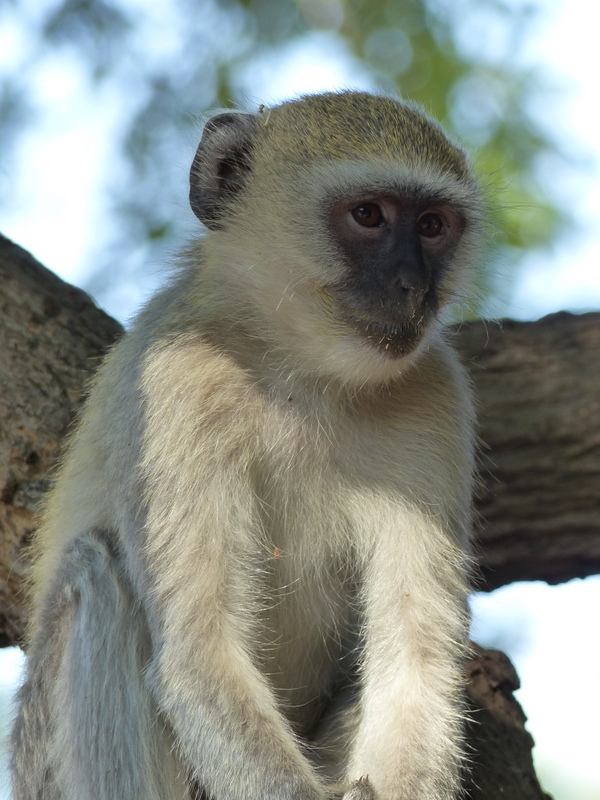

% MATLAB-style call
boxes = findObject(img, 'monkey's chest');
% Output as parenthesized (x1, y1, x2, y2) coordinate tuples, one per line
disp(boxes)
(254, 540, 358, 735)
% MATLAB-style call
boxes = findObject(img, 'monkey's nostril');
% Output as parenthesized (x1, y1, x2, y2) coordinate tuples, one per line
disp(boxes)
(390, 276, 409, 291)
(389, 276, 421, 303)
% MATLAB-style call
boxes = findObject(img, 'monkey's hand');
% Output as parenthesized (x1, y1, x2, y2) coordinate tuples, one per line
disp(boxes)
(340, 777, 375, 800)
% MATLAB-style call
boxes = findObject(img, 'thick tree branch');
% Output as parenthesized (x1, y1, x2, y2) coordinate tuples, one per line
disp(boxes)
(463, 646, 550, 799)
(0, 234, 123, 645)
(456, 314, 600, 589)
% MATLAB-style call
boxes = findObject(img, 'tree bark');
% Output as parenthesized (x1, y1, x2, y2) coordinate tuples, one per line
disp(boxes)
(4, 233, 597, 799)
(0, 234, 123, 645)
(455, 314, 600, 589)
(464, 646, 551, 799)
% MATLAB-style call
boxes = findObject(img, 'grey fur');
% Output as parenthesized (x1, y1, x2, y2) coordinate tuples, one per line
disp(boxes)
(13, 91, 483, 800)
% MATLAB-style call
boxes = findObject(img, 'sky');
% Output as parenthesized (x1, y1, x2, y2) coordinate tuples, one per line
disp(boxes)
(1, 1, 600, 799)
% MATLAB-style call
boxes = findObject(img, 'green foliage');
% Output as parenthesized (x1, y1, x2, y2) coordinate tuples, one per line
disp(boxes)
(0, 0, 567, 312)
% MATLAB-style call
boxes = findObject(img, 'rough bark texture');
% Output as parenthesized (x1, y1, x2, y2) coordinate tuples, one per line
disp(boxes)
(455, 314, 600, 589)
(4, 233, 599, 799)
(464, 646, 551, 800)
(0, 234, 123, 646)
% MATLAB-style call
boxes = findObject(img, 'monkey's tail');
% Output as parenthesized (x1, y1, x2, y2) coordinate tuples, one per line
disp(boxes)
(11, 528, 191, 800)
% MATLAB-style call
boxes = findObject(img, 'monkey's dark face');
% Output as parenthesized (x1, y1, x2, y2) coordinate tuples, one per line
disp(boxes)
(327, 193, 465, 358)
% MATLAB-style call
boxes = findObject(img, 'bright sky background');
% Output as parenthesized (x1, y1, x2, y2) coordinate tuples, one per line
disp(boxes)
(1, 1, 600, 799)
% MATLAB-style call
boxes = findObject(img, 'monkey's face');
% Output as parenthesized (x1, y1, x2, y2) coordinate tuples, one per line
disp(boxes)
(190, 94, 483, 384)
(325, 191, 466, 359)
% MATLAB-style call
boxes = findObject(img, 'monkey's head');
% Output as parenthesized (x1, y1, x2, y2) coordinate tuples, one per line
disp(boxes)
(189, 92, 483, 385)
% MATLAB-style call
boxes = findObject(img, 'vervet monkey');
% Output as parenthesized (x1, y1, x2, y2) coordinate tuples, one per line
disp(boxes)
(12, 91, 483, 800)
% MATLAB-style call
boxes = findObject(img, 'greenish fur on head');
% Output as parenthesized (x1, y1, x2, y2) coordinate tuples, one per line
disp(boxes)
(255, 92, 468, 178)
(190, 91, 478, 234)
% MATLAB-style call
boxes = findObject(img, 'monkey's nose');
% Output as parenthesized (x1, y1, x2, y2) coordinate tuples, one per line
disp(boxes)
(388, 276, 428, 314)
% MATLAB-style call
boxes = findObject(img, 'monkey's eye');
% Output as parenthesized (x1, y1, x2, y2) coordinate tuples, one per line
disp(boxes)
(417, 212, 444, 237)
(351, 203, 384, 228)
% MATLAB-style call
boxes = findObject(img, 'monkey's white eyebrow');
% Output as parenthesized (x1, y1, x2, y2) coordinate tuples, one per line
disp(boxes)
(309, 160, 480, 210)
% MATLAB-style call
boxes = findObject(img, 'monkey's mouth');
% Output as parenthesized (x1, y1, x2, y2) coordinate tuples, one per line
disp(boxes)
(317, 285, 435, 358)
(345, 315, 426, 358)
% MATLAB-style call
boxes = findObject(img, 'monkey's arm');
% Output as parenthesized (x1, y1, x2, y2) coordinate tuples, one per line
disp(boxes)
(140, 483, 325, 800)
(346, 505, 470, 800)
(132, 342, 326, 800)
(341, 354, 475, 800)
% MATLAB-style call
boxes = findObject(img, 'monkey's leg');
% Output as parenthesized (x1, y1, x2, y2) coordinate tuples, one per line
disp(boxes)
(12, 529, 191, 800)
(345, 511, 470, 800)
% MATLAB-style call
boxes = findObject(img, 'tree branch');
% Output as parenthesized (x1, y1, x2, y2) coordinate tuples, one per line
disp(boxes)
(456, 314, 600, 589)
(0, 234, 122, 645)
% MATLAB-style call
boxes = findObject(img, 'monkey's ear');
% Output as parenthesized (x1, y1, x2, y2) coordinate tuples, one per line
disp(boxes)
(189, 112, 258, 229)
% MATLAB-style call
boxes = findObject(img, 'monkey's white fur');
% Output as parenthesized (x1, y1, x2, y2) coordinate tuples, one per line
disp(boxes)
(13, 92, 481, 800)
